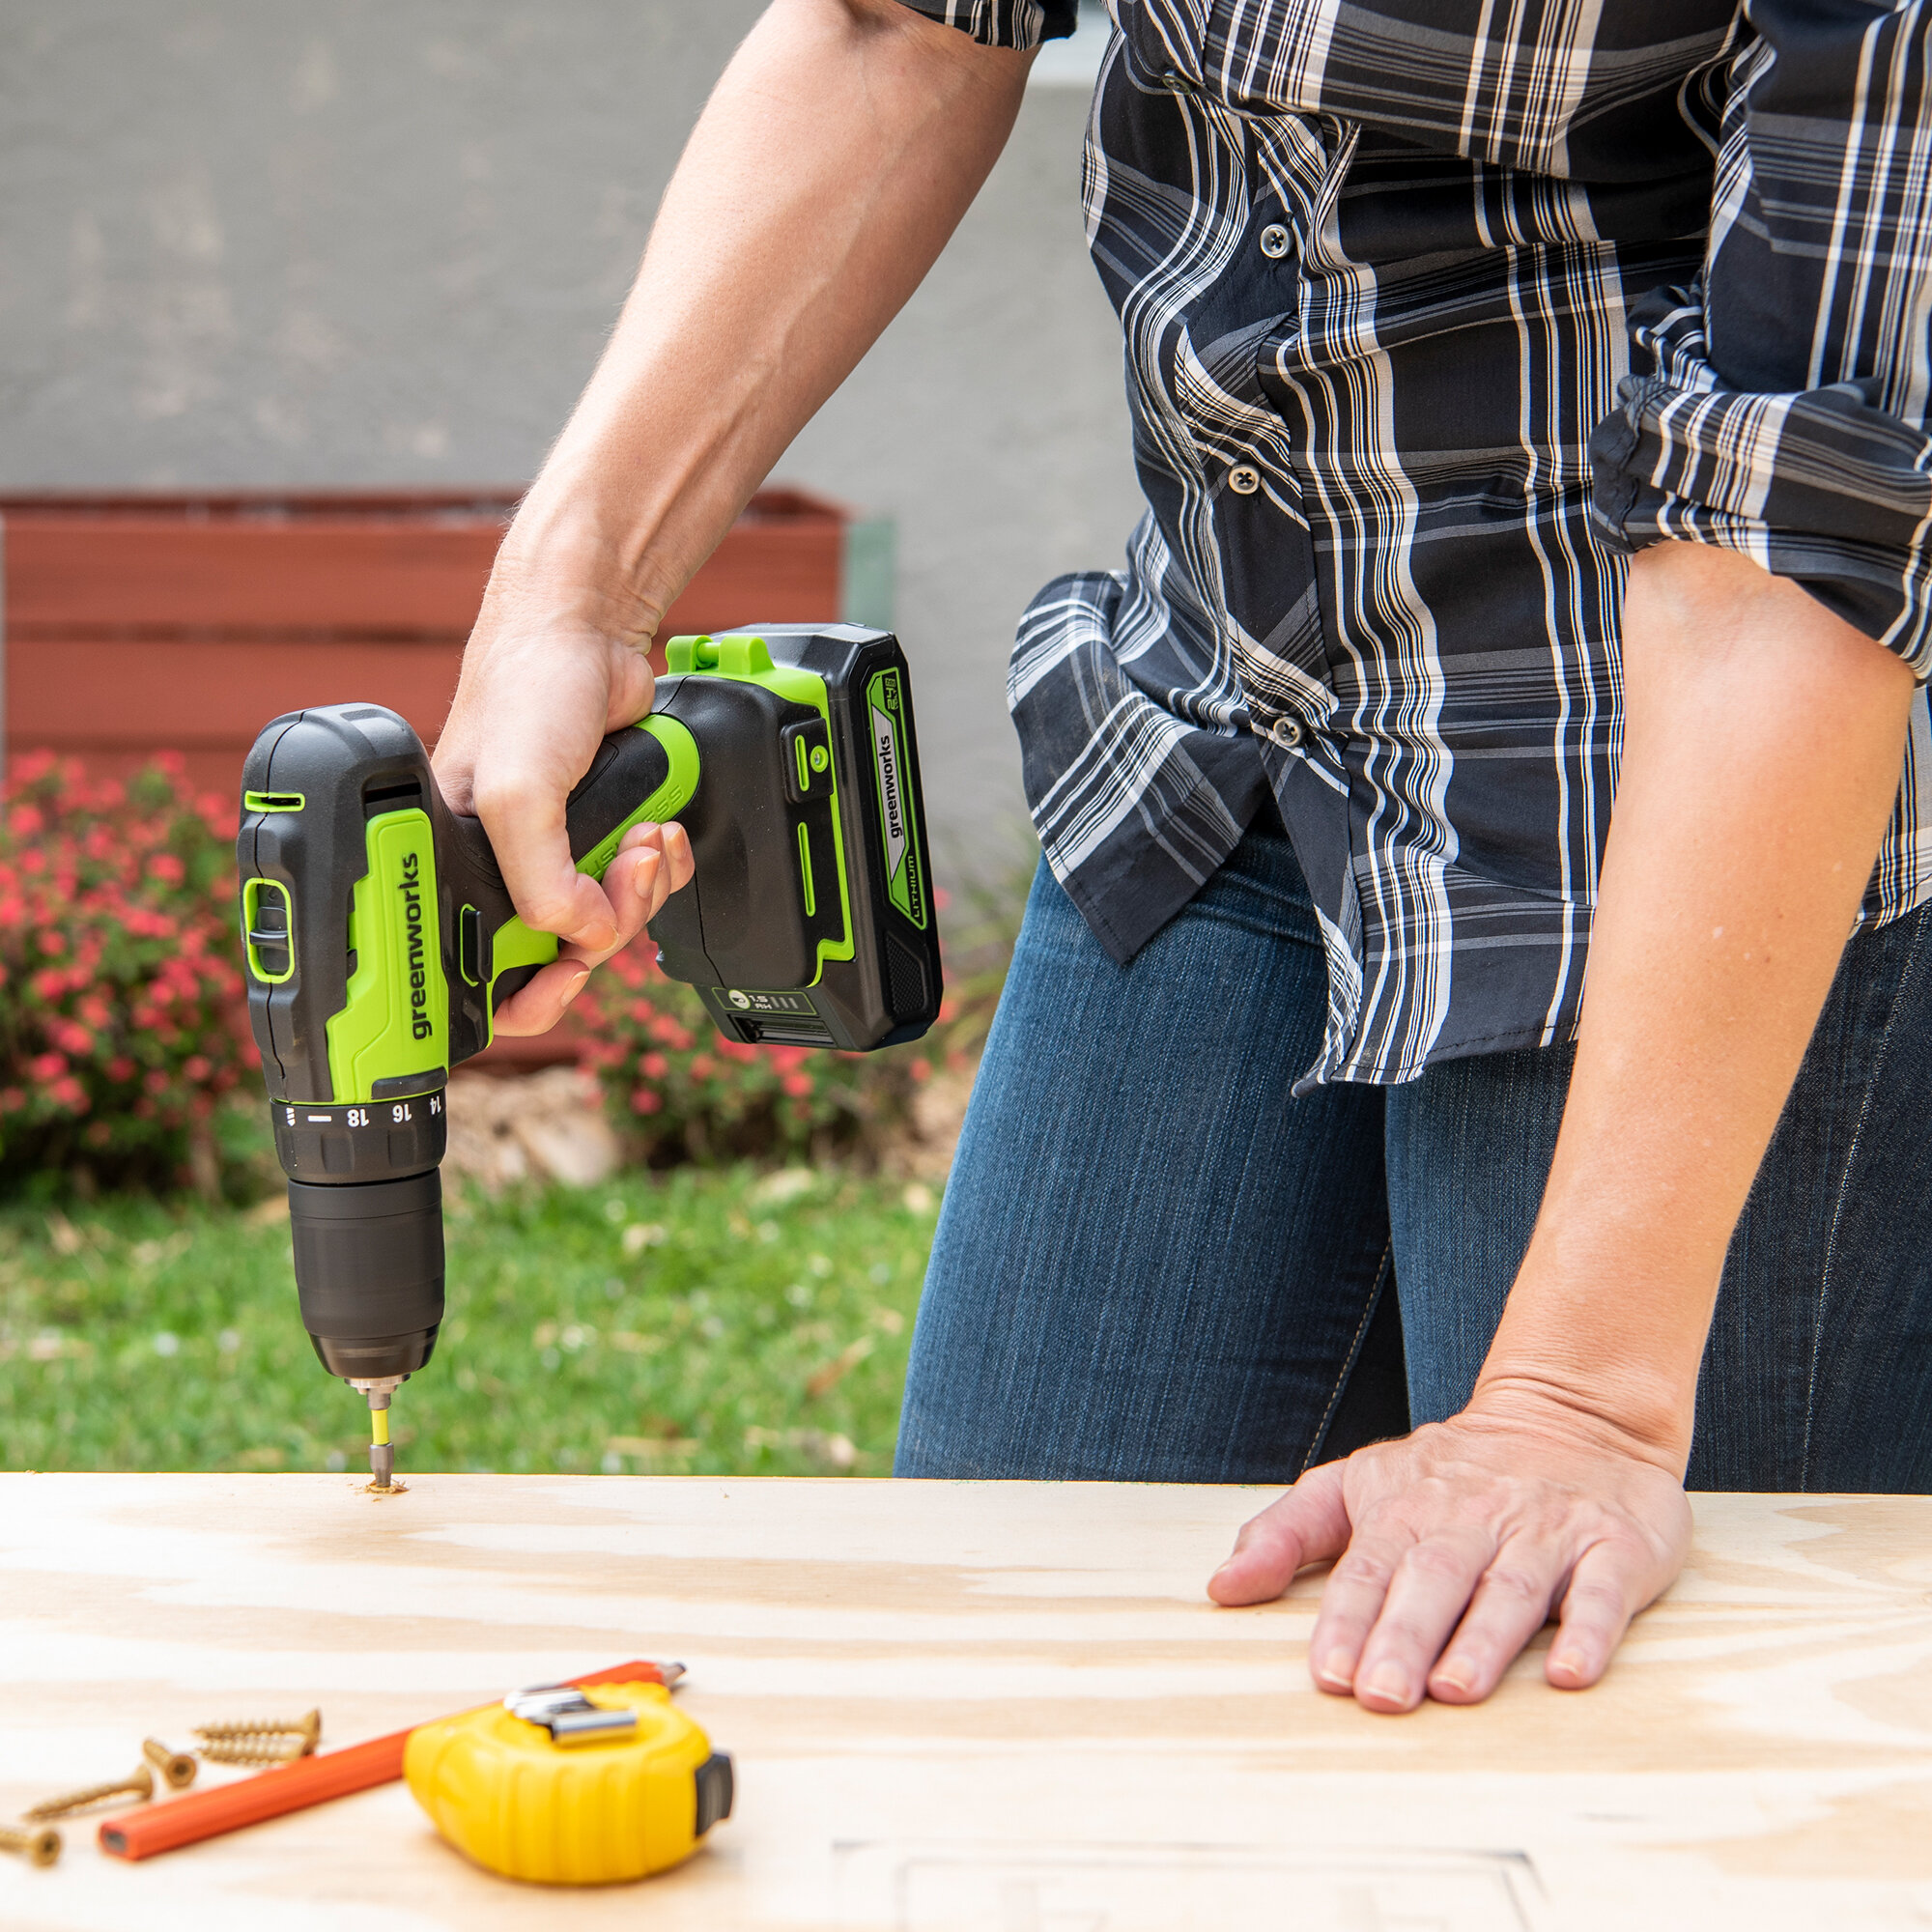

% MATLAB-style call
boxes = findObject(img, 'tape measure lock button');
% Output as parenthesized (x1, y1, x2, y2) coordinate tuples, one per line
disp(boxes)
(404, 1680, 732, 1886)
(503, 1684, 638, 1747)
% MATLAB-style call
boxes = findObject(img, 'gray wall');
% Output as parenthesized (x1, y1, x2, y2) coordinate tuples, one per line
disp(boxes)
(0, 2, 1142, 872)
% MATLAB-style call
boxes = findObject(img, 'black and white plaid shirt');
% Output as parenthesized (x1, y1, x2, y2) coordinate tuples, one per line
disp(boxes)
(904, 0, 1932, 1089)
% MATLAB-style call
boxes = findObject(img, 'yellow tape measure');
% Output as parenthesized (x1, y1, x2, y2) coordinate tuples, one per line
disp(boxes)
(404, 1681, 733, 1885)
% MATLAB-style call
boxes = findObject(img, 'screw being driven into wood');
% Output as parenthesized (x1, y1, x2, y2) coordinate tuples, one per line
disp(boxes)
(141, 1738, 198, 1790)
(24, 1764, 154, 1820)
(0, 1823, 62, 1867)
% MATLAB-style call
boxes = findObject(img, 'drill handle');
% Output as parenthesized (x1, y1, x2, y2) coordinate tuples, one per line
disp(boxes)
(437, 716, 695, 1022)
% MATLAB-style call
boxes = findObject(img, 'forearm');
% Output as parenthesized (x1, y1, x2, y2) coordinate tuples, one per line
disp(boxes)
(1475, 543, 1917, 1461)
(428, 0, 1026, 1011)
(502, 0, 1031, 640)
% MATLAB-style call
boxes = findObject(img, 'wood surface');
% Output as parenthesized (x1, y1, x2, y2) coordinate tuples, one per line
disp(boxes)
(0, 1475, 1928, 1931)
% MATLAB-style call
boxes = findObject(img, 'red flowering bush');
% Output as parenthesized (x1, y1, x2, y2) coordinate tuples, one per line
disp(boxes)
(575, 945, 949, 1165)
(0, 747, 1016, 1192)
(0, 753, 254, 1191)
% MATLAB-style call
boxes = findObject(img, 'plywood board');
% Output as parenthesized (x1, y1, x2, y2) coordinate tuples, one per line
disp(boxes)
(1, 1475, 1928, 1930)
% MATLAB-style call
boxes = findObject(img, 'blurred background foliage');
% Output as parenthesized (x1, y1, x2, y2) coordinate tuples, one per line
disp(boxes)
(0, 756, 1032, 1474)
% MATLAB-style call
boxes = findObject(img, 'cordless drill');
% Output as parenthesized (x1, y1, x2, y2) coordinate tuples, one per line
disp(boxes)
(237, 625, 941, 1485)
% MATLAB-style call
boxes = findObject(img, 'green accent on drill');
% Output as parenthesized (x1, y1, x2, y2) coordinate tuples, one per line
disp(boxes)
(865, 668, 927, 929)
(241, 877, 295, 985)
(325, 809, 449, 1103)
(243, 790, 305, 814)
(794, 733, 811, 794)
(489, 911, 560, 983)
(663, 635, 855, 977)
(481, 714, 703, 1041)
(796, 821, 816, 919)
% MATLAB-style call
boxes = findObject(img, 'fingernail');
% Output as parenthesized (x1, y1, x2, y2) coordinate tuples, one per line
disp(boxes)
(558, 970, 590, 1009)
(1316, 1651, 1353, 1690)
(1360, 1668, 1408, 1707)
(1549, 1652, 1586, 1684)
(1432, 1661, 1473, 1695)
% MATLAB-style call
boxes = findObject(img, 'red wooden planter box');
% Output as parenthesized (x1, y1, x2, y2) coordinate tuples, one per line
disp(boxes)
(0, 484, 884, 797)
(0, 484, 890, 1068)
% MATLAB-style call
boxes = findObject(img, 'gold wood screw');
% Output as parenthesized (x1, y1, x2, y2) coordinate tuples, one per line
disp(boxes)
(193, 1707, 321, 1754)
(24, 1763, 154, 1820)
(196, 1736, 307, 1767)
(0, 1823, 62, 1867)
(142, 1738, 198, 1790)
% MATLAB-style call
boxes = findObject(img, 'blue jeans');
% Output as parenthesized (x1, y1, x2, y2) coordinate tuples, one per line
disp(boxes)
(896, 813, 1932, 1492)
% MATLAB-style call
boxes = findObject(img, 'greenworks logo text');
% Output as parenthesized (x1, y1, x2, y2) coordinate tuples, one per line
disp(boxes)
(399, 850, 432, 1040)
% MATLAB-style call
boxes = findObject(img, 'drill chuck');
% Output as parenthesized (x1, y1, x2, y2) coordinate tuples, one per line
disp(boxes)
(289, 1171, 444, 1381)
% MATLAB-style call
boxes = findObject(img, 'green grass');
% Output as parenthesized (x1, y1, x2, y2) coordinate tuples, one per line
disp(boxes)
(0, 1168, 941, 1478)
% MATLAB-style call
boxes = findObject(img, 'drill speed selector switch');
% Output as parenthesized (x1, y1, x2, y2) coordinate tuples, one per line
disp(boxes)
(237, 625, 942, 1482)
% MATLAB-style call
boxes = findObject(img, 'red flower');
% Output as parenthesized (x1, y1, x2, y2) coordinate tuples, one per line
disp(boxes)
(640, 1052, 668, 1079)
(781, 1072, 813, 1098)
(631, 1088, 664, 1115)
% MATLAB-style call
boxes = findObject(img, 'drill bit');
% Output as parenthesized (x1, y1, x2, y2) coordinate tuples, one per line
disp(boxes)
(368, 1388, 394, 1488)
(348, 1375, 404, 1489)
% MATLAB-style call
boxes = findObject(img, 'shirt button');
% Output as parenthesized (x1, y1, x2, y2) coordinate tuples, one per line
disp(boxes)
(1228, 464, 1261, 496)
(1268, 714, 1305, 751)
(1260, 223, 1291, 260)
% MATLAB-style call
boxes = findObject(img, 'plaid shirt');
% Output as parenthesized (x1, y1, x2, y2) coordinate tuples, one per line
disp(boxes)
(903, 0, 1932, 1089)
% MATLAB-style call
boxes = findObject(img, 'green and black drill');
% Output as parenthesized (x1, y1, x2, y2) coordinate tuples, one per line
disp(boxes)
(237, 625, 941, 1486)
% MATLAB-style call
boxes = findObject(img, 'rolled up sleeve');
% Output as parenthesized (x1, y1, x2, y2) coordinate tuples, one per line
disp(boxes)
(1589, 1, 1932, 674)
(895, 0, 1079, 48)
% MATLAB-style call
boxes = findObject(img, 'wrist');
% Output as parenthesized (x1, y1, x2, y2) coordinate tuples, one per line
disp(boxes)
(1463, 1170, 1722, 1476)
(1463, 1373, 1693, 1474)
(485, 496, 668, 652)
(1468, 1349, 1696, 1474)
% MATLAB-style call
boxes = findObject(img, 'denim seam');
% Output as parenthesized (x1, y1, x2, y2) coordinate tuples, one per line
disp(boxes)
(1300, 1236, 1394, 1475)
(1800, 908, 1928, 1489)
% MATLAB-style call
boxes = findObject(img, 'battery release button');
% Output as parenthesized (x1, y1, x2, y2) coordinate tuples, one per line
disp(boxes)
(781, 720, 833, 803)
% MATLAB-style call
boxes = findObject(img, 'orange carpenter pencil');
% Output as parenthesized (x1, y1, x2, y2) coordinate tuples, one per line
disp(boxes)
(97, 1659, 670, 1861)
